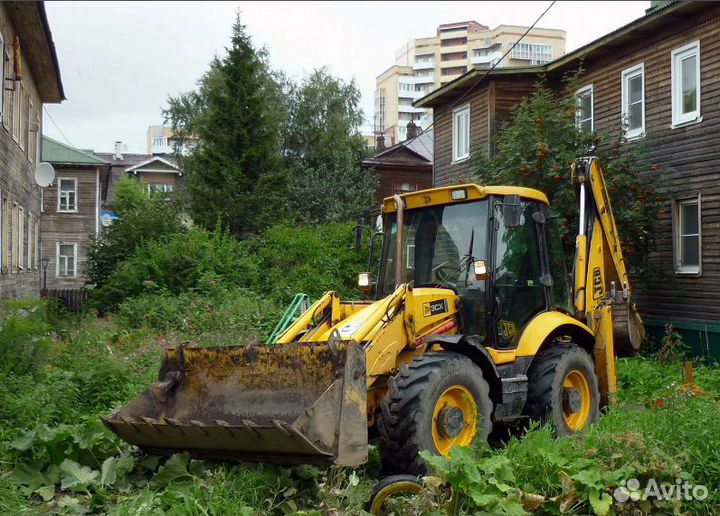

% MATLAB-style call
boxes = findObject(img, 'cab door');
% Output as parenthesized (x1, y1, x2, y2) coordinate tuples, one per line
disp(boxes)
(489, 197, 550, 348)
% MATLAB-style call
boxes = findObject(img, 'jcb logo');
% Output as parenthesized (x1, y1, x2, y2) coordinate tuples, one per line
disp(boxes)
(423, 299, 448, 317)
(593, 267, 603, 299)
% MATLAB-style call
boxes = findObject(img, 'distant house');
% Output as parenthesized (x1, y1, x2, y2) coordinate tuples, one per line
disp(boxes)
(0, 1, 64, 298)
(360, 124, 434, 207)
(416, 2, 720, 358)
(95, 144, 183, 208)
(146, 125, 197, 156)
(40, 136, 108, 288)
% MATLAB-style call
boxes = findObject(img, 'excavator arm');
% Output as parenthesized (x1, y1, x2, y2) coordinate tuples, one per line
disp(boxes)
(572, 157, 645, 403)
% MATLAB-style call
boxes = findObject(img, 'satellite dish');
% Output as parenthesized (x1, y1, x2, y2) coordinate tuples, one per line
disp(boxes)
(34, 162, 55, 187)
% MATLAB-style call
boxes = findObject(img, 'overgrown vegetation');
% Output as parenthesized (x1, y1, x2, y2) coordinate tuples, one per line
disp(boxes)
(474, 71, 665, 277)
(1, 302, 717, 515)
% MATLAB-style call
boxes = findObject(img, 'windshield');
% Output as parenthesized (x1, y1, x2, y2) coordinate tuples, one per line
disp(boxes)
(378, 200, 489, 296)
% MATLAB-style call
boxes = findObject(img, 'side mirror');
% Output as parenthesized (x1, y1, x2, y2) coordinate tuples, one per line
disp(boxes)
(474, 260, 489, 281)
(357, 272, 374, 294)
(354, 217, 365, 251)
(502, 194, 522, 228)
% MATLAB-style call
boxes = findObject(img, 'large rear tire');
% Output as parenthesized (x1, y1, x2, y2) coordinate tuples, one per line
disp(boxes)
(525, 343, 600, 435)
(378, 351, 493, 475)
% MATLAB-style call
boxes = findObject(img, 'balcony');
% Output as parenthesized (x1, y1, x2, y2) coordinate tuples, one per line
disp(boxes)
(440, 28, 467, 40)
(413, 60, 435, 71)
(440, 43, 467, 54)
(398, 104, 426, 114)
(471, 51, 503, 66)
(440, 57, 468, 69)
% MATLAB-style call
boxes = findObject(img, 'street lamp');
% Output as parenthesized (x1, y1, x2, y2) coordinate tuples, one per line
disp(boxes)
(41, 257, 49, 290)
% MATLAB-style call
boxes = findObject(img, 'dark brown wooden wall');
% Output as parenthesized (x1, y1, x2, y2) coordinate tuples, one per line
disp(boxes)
(566, 8, 720, 322)
(431, 5, 720, 324)
(41, 166, 99, 289)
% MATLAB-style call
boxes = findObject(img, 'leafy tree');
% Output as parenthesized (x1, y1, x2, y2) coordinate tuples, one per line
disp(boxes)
(164, 14, 287, 236)
(475, 71, 664, 277)
(85, 177, 183, 289)
(284, 68, 377, 224)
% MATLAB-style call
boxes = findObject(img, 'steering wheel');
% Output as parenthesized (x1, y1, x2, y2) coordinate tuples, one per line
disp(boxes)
(415, 262, 458, 291)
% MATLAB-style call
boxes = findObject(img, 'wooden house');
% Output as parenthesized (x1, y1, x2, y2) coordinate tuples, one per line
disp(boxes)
(0, 1, 64, 298)
(360, 127, 434, 208)
(416, 1, 720, 358)
(40, 136, 109, 289)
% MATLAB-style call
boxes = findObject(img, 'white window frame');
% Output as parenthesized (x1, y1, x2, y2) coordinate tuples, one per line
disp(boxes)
(575, 84, 594, 132)
(0, 32, 4, 119)
(12, 81, 21, 142)
(34, 219, 39, 270)
(17, 206, 24, 270)
(671, 40, 701, 127)
(11, 202, 17, 272)
(56, 242, 77, 278)
(674, 195, 701, 275)
(621, 63, 645, 140)
(57, 177, 78, 212)
(452, 103, 470, 163)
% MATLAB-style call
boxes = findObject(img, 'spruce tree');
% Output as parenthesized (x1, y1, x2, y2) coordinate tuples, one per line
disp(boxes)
(165, 14, 286, 236)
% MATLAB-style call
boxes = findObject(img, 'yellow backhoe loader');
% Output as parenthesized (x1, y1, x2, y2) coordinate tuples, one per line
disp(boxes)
(103, 157, 644, 474)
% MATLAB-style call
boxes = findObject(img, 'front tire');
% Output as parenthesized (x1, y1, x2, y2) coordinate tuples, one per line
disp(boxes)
(378, 351, 493, 475)
(525, 343, 600, 435)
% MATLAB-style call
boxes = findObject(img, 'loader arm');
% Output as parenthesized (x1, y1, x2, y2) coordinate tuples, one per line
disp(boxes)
(572, 157, 645, 403)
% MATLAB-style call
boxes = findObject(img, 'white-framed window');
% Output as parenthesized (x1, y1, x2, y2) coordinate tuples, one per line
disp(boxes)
(0, 32, 4, 119)
(576, 85, 594, 133)
(11, 202, 17, 271)
(17, 206, 24, 270)
(621, 63, 645, 140)
(58, 177, 78, 212)
(452, 104, 470, 162)
(674, 195, 701, 275)
(12, 81, 21, 141)
(146, 183, 173, 196)
(671, 40, 701, 127)
(57, 242, 77, 278)
(1, 197, 9, 271)
(27, 212, 32, 271)
(28, 98, 36, 162)
(19, 85, 27, 150)
(34, 219, 39, 269)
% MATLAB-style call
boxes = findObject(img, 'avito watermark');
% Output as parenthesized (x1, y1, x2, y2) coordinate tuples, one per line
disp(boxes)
(614, 478, 709, 503)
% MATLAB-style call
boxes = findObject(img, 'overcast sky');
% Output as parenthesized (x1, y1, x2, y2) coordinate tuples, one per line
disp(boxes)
(43, 1, 650, 154)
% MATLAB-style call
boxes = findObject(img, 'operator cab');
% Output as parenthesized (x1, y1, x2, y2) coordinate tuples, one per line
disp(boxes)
(374, 185, 572, 350)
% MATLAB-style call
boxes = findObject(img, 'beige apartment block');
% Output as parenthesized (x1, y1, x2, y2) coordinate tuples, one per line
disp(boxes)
(375, 20, 565, 144)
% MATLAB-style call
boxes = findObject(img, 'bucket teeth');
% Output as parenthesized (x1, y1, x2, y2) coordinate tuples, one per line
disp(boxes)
(190, 419, 209, 436)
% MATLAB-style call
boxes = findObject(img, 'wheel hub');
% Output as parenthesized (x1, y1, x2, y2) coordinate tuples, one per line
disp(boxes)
(437, 406, 465, 438)
(563, 387, 582, 414)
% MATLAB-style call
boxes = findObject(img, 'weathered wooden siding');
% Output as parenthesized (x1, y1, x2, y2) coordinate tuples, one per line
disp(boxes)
(564, 7, 720, 323)
(0, 3, 43, 298)
(433, 88, 489, 185)
(41, 166, 99, 289)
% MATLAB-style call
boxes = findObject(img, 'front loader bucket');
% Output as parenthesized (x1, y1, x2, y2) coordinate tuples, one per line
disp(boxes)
(102, 341, 368, 467)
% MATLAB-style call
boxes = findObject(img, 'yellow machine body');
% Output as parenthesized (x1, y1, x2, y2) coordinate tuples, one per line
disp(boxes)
(104, 157, 643, 467)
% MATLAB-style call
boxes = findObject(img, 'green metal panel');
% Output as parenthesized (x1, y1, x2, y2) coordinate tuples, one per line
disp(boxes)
(644, 318, 720, 364)
(42, 136, 108, 165)
(267, 293, 311, 344)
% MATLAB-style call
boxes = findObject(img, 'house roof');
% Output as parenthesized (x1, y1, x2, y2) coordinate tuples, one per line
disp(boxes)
(5, 2, 65, 102)
(360, 128, 434, 170)
(125, 156, 181, 173)
(416, 0, 697, 108)
(41, 136, 108, 165)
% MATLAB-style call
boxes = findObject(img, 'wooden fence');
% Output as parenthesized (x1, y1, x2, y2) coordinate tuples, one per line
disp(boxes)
(41, 288, 89, 312)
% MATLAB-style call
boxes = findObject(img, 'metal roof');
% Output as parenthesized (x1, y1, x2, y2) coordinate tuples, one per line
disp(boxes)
(41, 135, 108, 165)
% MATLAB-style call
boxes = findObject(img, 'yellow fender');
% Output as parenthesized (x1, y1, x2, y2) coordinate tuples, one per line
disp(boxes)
(516, 311, 594, 357)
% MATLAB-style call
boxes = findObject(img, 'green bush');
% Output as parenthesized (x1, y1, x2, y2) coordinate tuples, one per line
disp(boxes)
(116, 284, 282, 344)
(242, 221, 368, 304)
(0, 299, 53, 376)
(86, 176, 184, 289)
(92, 227, 256, 312)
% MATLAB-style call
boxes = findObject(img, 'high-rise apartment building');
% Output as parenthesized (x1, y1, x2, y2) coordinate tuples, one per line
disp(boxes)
(375, 20, 566, 144)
